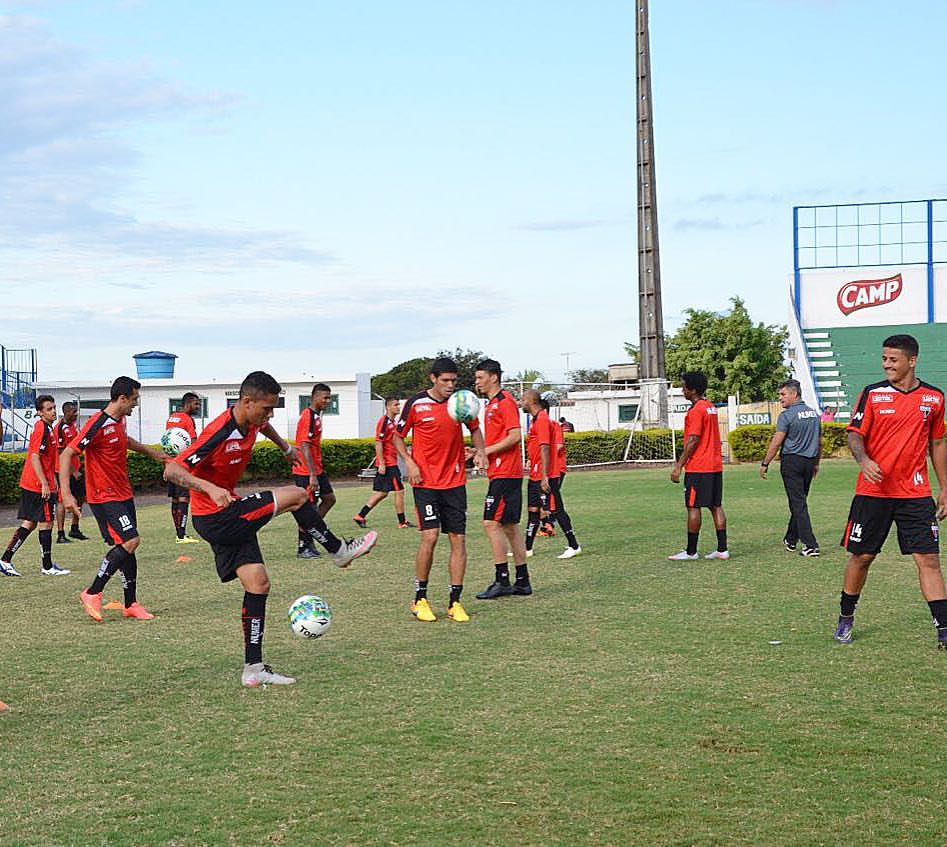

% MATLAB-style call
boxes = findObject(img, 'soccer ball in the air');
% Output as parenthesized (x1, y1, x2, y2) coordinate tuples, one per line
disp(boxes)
(287, 595, 332, 639)
(447, 389, 480, 423)
(161, 427, 192, 456)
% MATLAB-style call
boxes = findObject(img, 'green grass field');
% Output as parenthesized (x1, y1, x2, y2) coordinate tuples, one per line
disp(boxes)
(2, 461, 946, 846)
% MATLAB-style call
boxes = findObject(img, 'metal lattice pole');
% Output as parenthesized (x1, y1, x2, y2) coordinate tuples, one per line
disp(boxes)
(636, 0, 667, 427)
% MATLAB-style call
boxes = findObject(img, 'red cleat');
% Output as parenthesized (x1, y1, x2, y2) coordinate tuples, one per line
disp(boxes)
(79, 590, 103, 622)
(123, 602, 155, 620)
(352, 514, 367, 528)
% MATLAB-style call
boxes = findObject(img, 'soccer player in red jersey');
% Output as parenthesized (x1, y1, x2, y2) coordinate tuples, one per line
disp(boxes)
(394, 357, 487, 623)
(0, 395, 70, 577)
(290, 383, 336, 559)
(353, 397, 413, 529)
(165, 392, 201, 544)
(53, 400, 89, 544)
(472, 360, 532, 600)
(60, 377, 169, 620)
(164, 371, 377, 687)
(521, 390, 581, 558)
(833, 335, 947, 648)
(547, 398, 581, 557)
(668, 371, 729, 561)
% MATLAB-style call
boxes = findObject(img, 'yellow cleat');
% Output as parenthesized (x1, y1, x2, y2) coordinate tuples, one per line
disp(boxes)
(447, 602, 470, 622)
(411, 597, 437, 622)
(176, 536, 200, 544)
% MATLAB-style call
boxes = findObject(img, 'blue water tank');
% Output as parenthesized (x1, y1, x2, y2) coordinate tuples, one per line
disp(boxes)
(133, 351, 177, 379)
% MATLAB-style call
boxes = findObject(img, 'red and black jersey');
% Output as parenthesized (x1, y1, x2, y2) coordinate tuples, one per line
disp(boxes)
(550, 416, 566, 477)
(20, 419, 57, 493)
(69, 412, 132, 504)
(165, 412, 197, 440)
(558, 422, 569, 468)
(683, 399, 723, 473)
(396, 390, 480, 490)
(174, 408, 259, 515)
(526, 409, 554, 482)
(375, 415, 398, 467)
(848, 380, 946, 498)
(484, 390, 523, 479)
(291, 408, 324, 476)
(53, 418, 80, 474)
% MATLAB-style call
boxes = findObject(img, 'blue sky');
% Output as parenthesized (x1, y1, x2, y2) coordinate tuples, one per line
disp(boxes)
(3, 0, 946, 383)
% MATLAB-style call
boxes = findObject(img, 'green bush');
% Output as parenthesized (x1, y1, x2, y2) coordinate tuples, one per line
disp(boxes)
(728, 421, 852, 463)
(0, 454, 24, 505)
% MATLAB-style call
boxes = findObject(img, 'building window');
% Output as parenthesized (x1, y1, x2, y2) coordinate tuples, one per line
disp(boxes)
(617, 404, 639, 423)
(168, 398, 209, 417)
(298, 394, 339, 415)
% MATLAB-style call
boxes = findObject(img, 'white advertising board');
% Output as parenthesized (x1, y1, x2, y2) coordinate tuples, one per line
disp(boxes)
(799, 265, 928, 329)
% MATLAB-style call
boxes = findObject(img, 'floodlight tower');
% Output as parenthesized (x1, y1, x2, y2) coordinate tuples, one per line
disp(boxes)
(636, 0, 668, 427)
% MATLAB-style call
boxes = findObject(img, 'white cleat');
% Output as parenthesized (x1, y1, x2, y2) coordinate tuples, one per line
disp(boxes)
(704, 550, 730, 560)
(526, 549, 534, 558)
(667, 550, 699, 561)
(241, 663, 296, 687)
(41, 564, 72, 576)
(0, 560, 22, 577)
(558, 546, 582, 559)
(333, 530, 379, 569)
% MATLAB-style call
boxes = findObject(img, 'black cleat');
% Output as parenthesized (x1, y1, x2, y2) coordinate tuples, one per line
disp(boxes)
(511, 582, 533, 596)
(69, 529, 90, 541)
(475, 581, 514, 600)
(56, 534, 71, 544)
(296, 547, 321, 559)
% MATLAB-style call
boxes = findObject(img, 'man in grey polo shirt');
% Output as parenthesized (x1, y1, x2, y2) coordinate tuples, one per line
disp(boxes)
(760, 379, 822, 556)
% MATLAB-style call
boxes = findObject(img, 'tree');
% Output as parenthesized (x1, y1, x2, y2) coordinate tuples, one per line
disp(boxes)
(371, 357, 431, 398)
(371, 348, 496, 397)
(569, 368, 609, 388)
(665, 297, 789, 402)
(623, 342, 639, 363)
(510, 369, 550, 393)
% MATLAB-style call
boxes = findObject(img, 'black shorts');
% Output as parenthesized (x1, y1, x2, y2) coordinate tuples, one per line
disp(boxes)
(373, 466, 404, 493)
(18, 488, 56, 523)
(293, 473, 334, 500)
(167, 482, 190, 499)
(413, 485, 467, 535)
(89, 499, 139, 544)
(842, 495, 939, 555)
(684, 471, 723, 509)
(192, 491, 278, 582)
(483, 477, 522, 524)
(58, 475, 86, 505)
(527, 479, 550, 511)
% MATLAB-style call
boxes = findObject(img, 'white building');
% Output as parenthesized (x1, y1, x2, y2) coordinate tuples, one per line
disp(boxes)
(31, 373, 376, 444)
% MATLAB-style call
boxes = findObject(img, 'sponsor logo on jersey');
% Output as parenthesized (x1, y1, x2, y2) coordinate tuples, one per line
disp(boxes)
(837, 274, 902, 316)
(871, 393, 894, 403)
(878, 408, 895, 415)
(922, 394, 938, 403)
(225, 440, 243, 453)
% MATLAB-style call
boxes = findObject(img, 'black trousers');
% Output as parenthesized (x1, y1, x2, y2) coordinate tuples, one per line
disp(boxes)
(780, 453, 819, 549)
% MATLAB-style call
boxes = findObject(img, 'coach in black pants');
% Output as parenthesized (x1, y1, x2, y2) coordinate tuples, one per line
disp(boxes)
(760, 379, 822, 556)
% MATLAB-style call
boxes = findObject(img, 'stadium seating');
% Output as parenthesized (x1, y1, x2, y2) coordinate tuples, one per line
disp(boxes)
(803, 324, 947, 420)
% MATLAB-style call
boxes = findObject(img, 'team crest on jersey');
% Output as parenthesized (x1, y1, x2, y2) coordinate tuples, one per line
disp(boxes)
(920, 404, 933, 420)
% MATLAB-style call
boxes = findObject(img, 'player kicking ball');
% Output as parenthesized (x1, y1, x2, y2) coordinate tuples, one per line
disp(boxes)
(164, 371, 377, 687)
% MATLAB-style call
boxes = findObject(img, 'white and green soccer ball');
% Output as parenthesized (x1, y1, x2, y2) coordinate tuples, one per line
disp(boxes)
(287, 594, 332, 639)
(446, 389, 480, 423)
(160, 426, 192, 456)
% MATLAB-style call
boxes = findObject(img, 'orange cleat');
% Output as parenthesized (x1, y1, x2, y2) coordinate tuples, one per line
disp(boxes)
(103, 600, 123, 610)
(79, 589, 103, 622)
(123, 602, 155, 620)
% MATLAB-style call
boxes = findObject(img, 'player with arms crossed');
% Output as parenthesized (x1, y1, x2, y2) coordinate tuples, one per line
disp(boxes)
(353, 397, 413, 529)
(668, 371, 729, 561)
(166, 392, 201, 543)
(394, 357, 487, 623)
(61, 377, 169, 620)
(834, 334, 947, 648)
(291, 383, 336, 559)
(53, 401, 89, 544)
(0, 395, 70, 577)
(164, 371, 377, 687)
(473, 360, 532, 600)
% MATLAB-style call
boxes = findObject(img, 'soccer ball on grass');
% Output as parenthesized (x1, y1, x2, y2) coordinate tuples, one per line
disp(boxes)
(288, 595, 332, 639)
